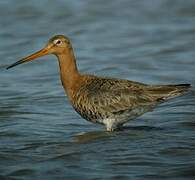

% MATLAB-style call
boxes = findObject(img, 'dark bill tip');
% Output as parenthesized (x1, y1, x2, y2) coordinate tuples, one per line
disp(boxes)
(6, 61, 22, 70)
(6, 48, 49, 70)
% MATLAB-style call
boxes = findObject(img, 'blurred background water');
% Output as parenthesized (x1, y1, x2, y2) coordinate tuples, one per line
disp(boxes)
(0, 0, 195, 179)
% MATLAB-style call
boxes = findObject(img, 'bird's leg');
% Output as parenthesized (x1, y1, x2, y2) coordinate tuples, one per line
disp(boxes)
(104, 119, 124, 131)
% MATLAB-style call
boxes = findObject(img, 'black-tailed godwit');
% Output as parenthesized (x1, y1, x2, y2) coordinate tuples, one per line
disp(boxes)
(7, 35, 191, 131)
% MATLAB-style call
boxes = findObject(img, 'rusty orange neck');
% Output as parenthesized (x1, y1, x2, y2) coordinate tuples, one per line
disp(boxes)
(56, 49, 80, 99)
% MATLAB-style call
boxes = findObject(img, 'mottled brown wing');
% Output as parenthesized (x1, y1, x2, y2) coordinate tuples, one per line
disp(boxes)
(74, 77, 158, 120)
(87, 87, 157, 114)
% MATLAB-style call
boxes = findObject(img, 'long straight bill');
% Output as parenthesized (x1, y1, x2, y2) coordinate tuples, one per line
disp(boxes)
(6, 48, 49, 70)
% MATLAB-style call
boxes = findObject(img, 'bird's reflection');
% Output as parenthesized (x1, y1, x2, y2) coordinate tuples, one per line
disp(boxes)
(73, 130, 112, 143)
(73, 125, 163, 143)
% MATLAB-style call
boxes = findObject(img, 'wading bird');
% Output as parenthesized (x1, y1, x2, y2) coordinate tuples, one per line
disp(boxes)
(7, 35, 191, 131)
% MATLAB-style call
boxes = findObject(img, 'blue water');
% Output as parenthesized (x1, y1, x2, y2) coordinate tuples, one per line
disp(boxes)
(0, 0, 195, 179)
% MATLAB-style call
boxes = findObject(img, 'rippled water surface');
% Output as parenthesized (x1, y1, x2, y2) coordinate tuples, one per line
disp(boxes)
(0, 0, 195, 179)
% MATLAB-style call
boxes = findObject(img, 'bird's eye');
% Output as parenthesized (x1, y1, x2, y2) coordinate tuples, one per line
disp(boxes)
(55, 39, 62, 45)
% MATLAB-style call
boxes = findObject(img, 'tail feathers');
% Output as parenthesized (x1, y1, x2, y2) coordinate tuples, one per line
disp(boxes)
(147, 83, 191, 102)
(170, 84, 191, 88)
(168, 84, 191, 97)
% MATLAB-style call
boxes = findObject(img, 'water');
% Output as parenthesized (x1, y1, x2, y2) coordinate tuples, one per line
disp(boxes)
(0, 0, 195, 179)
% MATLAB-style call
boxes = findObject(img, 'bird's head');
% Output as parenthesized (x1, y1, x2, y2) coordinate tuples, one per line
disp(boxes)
(7, 35, 72, 69)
